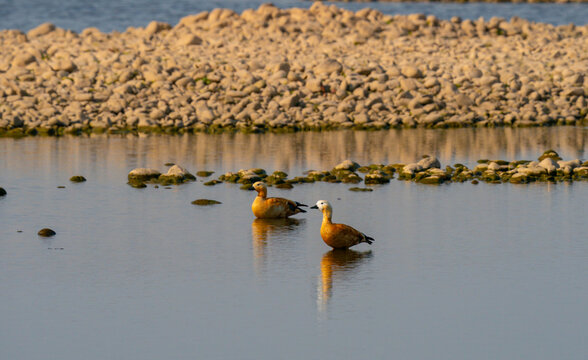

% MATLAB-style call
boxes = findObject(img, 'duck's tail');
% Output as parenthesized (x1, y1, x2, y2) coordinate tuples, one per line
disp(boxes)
(362, 234, 375, 245)
(296, 202, 308, 207)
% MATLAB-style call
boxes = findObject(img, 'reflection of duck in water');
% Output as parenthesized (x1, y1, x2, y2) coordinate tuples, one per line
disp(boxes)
(318, 249, 373, 312)
(251, 218, 302, 275)
(252, 182, 307, 219)
(311, 200, 374, 249)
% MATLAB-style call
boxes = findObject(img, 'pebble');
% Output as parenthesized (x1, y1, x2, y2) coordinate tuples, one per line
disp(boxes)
(0, 4, 586, 136)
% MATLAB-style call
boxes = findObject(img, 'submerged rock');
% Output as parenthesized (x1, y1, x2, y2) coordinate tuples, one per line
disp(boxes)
(349, 187, 373, 192)
(38, 228, 56, 237)
(196, 171, 215, 177)
(69, 175, 86, 182)
(275, 183, 294, 189)
(191, 199, 222, 206)
(204, 179, 223, 186)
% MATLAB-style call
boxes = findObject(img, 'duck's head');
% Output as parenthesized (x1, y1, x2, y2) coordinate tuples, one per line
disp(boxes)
(252, 181, 267, 194)
(311, 200, 331, 211)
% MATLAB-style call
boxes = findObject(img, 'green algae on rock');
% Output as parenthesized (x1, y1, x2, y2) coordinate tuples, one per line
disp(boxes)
(69, 175, 87, 182)
(191, 199, 222, 206)
(275, 183, 294, 189)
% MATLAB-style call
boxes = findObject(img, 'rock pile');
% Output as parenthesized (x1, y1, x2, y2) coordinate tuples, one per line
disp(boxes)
(0, 3, 586, 136)
(201, 150, 588, 187)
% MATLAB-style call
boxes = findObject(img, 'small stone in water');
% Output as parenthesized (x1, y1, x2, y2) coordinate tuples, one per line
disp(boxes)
(38, 228, 56, 237)
(69, 175, 86, 182)
(275, 183, 294, 189)
(0, 187, 7, 196)
(349, 187, 373, 192)
(191, 199, 222, 206)
(196, 171, 215, 177)
(57, 186, 66, 188)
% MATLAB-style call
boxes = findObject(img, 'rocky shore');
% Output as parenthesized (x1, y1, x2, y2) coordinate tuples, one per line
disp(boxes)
(0, 2, 586, 136)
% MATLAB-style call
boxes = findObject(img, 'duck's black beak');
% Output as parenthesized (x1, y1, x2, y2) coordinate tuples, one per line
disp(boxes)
(310, 205, 318, 209)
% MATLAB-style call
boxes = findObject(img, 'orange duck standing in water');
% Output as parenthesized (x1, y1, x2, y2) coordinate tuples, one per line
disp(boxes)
(311, 200, 374, 249)
(251, 182, 307, 219)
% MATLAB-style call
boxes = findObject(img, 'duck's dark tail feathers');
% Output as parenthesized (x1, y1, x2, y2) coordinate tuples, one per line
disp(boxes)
(297, 207, 307, 213)
(296, 202, 308, 207)
(363, 234, 375, 245)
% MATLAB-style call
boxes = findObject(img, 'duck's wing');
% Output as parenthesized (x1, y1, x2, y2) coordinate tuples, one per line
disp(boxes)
(267, 197, 306, 214)
(332, 223, 374, 245)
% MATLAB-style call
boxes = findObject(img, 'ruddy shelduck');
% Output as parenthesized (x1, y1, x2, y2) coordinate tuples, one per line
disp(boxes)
(311, 200, 374, 249)
(251, 181, 307, 218)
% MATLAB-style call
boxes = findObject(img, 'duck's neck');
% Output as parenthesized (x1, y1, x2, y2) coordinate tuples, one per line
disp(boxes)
(322, 208, 332, 224)
(257, 190, 267, 199)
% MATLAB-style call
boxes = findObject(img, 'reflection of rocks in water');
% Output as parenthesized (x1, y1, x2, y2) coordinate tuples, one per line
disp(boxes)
(318, 249, 373, 313)
(251, 218, 303, 276)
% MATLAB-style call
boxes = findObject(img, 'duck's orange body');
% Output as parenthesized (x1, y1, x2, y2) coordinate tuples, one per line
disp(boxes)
(312, 200, 374, 249)
(251, 182, 307, 219)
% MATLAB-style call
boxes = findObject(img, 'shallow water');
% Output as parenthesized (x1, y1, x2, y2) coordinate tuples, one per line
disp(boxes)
(1, 0, 586, 33)
(1, 127, 588, 360)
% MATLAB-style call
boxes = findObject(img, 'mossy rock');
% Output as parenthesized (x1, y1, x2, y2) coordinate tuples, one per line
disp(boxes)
(219, 173, 240, 183)
(382, 165, 397, 175)
(454, 163, 468, 170)
(191, 199, 222, 206)
(538, 150, 562, 162)
(357, 166, 371, 173)
(164, 162, 175, 166)
(158, 175, 185, 185)
(493, 160, 510, 166)
(264, 175, 286, 185)
(240, 184, 254, 190)
(250, 168, 267, 176)
(275, 183, 294, 189)
(477, 159, 489, 164)
(509, 173, 530, 184)
(203, 180, 223, 186)
(272, 170, 288, 179)
(471, 180, 479, 185)
(128, 180, 147, 188)
(511, 160, 531, 166)
(480, 171, 501, 182)
(418, 176, 444, 185)
(341, 173, 363, 184)
(69, 175, 87, 183)
(0, 187, 6, 196)
(349, 187, 373, 192)
(196, 171, 214, 177)
(38, 228, 56, 237)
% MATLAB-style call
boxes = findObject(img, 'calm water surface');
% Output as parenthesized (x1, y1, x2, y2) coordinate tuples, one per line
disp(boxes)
(1, 127, 588, 360)
(0, 0, 586, 33)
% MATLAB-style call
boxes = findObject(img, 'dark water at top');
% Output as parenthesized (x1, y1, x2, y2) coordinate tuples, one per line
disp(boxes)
(1, 127, 588, 360)
(0, 0, 586, 33)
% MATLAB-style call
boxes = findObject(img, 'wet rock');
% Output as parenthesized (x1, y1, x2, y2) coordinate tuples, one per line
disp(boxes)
(38, 228, 56, 237)
(196, 171, 214, 177)
(69, 175, 86, 183)
(334, 160, 360, 171)
(538, 158, 560, 174)
(203, 180, 223, 186)
(538, 149, 562, 161)
(128, 168, 161, 182)
(0, 187, 6, 196)
(158, 165, 196, 184)
(128, 180, 147, 188)
(275, 183, 294, 189)
(349, 187, 373, 192)
(364, 170, 391, 184)
(191, 199, 222, 206)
